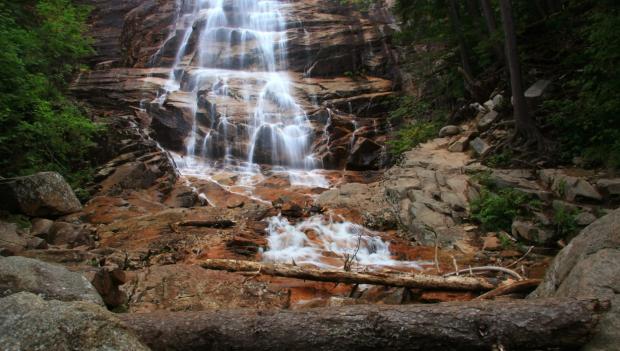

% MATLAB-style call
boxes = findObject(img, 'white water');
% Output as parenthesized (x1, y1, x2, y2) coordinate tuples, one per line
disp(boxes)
(152, 0, 323, 187)
(262, 215, 427, 271)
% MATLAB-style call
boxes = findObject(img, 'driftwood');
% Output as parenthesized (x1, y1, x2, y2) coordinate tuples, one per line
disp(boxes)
(201, 259, 495, 291)
(170, 220, 235, 232)
(120, 298, 607, 351)
(477, 279, 542, 300)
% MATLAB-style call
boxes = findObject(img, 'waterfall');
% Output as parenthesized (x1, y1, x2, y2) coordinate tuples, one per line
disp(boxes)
(154, 0, 317, 184)
(148, 0, 423, 270)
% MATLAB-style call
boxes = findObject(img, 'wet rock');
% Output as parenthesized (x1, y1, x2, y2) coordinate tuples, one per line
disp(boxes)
(477, 110, 499, 131)
(438, 125, 461, 137)
(99, 161, 162, 194)
(530, 208, 620, 350)
(48, 222, 94, 248)
(0, 172, 82, 217)
(0, 221, 28, 255)
(0, 292, 148, 351)
(511, 220, 554, 244)
(347, 137, 383, 170)
(0, 256, 104, 305)
(470, 137, 490, 155)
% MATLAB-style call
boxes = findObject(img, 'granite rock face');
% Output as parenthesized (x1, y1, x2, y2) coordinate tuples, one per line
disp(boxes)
(0, 292, 149, 351)
(530, 209, 620, 351)
(0, 256, 104, 306)
(72, 0, 401, 171)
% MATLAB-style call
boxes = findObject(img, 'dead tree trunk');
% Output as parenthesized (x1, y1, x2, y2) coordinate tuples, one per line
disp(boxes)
(120, 298, 607, 351)
(499, 0, 543, 145)
(200, 259, 494, 291)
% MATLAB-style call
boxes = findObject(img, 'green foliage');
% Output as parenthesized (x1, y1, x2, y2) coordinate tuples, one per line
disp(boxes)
(543, 1, 620, 169)
(552, 203, 579, 237)
(0, 1, 101, 187)
(471, 187, 540, 232)
(387, 120, 441, 157)
(385, 96, 444, 157)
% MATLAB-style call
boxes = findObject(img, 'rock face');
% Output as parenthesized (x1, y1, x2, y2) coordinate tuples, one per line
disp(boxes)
(0, 172, 82, 217)
(530, 209, 620, 350)
(0, 256, 104, 306)
(0, 292, 148, 351)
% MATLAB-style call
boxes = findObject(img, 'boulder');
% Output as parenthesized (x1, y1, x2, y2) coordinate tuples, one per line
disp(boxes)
(511, 219, 554, 244)
(448, 135, 470, 153)
(0, 172, 82, 217)
(0, 256, 104, 305)
(524, 79, 552, 100)
(477, 110, 499, 131)
(0, 221, 28, 255)
(48, 221, 94, 248)
(30, 218, 54, 238)
(597, 178, 620, 198)
(530, 208, 620, 350)
(470, 137, 490, 155)
(438, 125, 461, 137)
(83, 267, 128, 308)
(0, 292, 148, 351)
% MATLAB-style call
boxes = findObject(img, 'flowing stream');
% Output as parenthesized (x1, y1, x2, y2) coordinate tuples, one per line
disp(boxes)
(150, 0, 425, 271)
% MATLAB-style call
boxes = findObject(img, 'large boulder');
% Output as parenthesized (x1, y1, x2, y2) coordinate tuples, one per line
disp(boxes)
(530, 208, 620, 350)
(0, 172, 82, 217)
(0, 292, 149, 351)
(0, 256, 104, 306)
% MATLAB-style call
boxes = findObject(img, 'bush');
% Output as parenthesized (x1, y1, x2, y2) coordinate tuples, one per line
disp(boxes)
(471, 187, 539, 232)
(552, 203, 580, 238)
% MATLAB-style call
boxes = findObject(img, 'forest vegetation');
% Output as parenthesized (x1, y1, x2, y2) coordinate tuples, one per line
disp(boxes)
(0, 0, 99, 190)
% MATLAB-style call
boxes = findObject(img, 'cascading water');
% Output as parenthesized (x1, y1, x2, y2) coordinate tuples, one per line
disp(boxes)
(149, 0, 424, 271)
(154, 0, 318, 184)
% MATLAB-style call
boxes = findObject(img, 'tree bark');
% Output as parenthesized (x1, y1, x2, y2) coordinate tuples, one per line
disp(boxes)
(200, 259, 494, 291)
(120, 298, 607, 351)
(499, 0, 542, 144)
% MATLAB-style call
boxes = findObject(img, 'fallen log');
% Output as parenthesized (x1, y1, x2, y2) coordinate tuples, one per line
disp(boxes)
(120, 298, 607, 351)
(201, 259, 495, 291)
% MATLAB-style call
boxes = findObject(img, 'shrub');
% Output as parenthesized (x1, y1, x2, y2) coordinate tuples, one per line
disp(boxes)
(471, 187, 539, 232)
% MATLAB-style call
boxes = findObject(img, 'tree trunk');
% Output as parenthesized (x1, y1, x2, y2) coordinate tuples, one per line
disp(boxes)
(448, 0, 475, 82)
(120, 298, 607, 351)
(200, 259, 494, 291)
(479, 0, 505, 61)
(499, 0, 542, 144)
